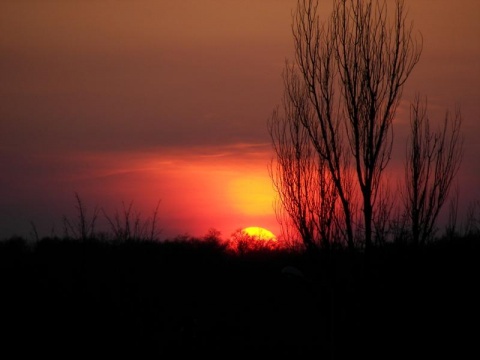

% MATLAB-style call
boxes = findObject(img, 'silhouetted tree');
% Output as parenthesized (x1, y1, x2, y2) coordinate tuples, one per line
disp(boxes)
(63, 192, 99, 241)
(403, 95, 463, 244)
(270, 0, 422, 249)
(372, 179, 396, 245)
(445, 184, 460, 239)
(268, 63, 339, 252)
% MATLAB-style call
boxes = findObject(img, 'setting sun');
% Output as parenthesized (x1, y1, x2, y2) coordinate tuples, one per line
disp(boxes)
(241, 226, 277, 241)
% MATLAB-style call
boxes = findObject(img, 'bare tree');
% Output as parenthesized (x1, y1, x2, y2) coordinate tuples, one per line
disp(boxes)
(289, 0, 358, 249)
(268, 63, 339, 252)
(372, 179, 396, 245)
(445, 184, 460, 239)
(334, 0, 422, 249)
(63, 192, 99, 241)
(271, 0, 422, 249)
(403, 95, 463, 244)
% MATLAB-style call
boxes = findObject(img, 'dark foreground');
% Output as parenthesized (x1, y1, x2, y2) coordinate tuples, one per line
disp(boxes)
(1, 236, 478, 359)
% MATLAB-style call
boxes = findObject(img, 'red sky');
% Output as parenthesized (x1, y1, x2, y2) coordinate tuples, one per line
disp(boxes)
(1, 0, 479, 240)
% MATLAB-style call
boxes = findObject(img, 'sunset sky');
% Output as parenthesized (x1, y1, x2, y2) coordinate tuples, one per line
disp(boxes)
(1, 0, 479, 241)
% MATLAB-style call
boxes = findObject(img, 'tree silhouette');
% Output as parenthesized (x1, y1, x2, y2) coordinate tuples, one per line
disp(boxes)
(403, 95, 463, 244)
(268, 63, 339, 252)
(270, 0, 422, 249)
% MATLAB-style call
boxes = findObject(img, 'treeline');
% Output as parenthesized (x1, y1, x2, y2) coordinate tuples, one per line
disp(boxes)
(1, 232, 477, 358)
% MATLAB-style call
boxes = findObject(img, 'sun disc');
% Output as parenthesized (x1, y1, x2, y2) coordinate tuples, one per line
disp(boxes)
(241, 226, 277, 241)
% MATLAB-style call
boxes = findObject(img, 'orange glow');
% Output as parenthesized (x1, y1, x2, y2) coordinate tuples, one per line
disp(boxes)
(53, 146, 281, 240)
(229, 175, 275, 216)
(241, 226, 277, 241)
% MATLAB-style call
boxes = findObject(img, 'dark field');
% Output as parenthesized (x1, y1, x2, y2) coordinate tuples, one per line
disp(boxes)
(1, 236, 478, 359)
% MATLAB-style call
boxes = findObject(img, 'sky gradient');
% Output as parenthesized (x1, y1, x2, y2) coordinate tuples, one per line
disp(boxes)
(1, 0, 479, 240)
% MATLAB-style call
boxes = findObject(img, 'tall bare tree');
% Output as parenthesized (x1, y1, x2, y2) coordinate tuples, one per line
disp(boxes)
(271, 0, 422, 249)
(403, 95, 463, 244)
(268, 63, 339, 252)
(289, 0, 358, 249)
